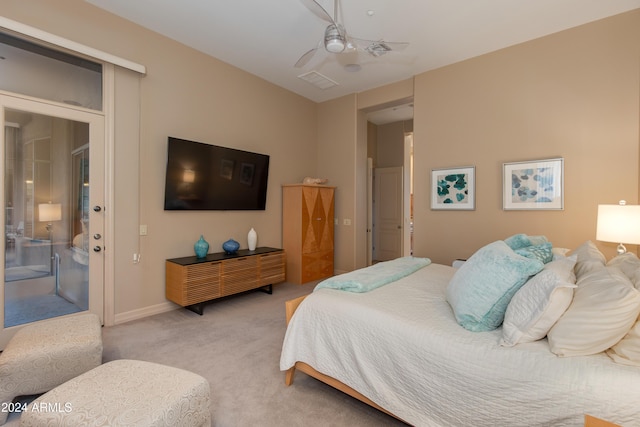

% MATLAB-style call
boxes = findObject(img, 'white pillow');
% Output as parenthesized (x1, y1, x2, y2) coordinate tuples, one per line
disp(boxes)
(607, 252, 640, 289)
(607, 318, 640, 366)
(551, 247, 570, 260)
(547, 266, 640, 357)
(570, 240, 606, 281)
(500, 256, 577, 347)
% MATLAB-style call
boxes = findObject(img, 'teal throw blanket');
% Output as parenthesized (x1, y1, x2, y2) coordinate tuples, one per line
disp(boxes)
(314, 256, 431, 293)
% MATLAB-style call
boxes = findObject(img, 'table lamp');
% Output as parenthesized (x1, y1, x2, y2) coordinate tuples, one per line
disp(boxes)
(596, 200, 640, 254)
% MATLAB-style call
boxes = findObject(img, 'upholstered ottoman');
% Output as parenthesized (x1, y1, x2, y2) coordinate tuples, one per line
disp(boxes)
(0, 313, 102, 425)
(20, 359, 211, 426)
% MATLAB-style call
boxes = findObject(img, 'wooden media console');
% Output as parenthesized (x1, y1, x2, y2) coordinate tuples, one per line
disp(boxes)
(166, 247, 285, 314)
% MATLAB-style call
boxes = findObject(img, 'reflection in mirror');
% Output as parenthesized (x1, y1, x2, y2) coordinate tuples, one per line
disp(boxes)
(4, 110, 89, 327)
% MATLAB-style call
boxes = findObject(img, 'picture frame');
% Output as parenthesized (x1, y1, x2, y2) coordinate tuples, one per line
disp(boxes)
(220, 159, 234, 180)
(431, 166, 475, 210)
(503, 158, 564, 210)
(239, 163, 255, 186)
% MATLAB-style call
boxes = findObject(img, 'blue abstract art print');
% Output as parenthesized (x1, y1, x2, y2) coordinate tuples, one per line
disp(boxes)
(503, 158, 564, 210)
(431, 166, 475, 210)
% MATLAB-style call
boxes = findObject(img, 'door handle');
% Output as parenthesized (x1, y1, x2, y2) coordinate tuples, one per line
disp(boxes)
(93, 205, 102, 212)
(93, 233, 102, 240)
(93, 246, 102, 252)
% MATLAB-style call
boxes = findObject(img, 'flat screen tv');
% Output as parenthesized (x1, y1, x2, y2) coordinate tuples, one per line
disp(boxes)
(164, 137, 270, 210)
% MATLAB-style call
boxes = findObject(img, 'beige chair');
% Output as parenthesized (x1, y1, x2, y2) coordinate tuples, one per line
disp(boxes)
(0, 313, 102, 425)
(20, 359, 211, 427)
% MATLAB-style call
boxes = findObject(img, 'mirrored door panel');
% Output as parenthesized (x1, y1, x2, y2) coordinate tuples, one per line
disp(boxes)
(0, 94, 104, 345)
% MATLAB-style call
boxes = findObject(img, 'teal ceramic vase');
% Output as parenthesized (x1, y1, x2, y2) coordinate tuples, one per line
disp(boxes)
(222, 238, 240, 254)
(194, 235, 209, 258)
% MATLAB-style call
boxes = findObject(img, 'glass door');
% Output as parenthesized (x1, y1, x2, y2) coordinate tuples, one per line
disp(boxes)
(0, 93, 104, 347)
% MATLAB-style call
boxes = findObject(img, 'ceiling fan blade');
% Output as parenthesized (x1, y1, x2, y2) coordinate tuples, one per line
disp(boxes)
(349, 37, 410, 57)
(299, 0, 335, 24)
(384, 41, 410, 52)
(295, 46, 320, 68)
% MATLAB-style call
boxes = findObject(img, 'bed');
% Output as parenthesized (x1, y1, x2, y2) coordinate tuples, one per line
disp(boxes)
(280, 240, 640, 427)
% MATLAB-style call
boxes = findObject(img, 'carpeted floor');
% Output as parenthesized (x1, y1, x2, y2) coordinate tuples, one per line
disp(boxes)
(100, 281, 406, 427)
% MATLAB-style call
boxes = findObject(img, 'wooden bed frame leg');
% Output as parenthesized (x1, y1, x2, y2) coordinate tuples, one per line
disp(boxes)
(285, 366, 296, 385)
(284, 296, 307, 387)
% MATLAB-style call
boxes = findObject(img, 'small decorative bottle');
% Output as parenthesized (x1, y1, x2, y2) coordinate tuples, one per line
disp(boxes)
(248, 228, 257, 251)
(222, 238, 240, 255)
(194, 235, 209, 258)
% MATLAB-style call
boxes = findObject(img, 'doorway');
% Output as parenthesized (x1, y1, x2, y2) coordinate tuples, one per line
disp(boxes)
(1, 94, 105, 347)
(366, 104, 414, 265)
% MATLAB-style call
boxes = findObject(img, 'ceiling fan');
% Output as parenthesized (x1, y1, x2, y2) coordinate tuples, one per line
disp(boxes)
(295, 0, 409, 68)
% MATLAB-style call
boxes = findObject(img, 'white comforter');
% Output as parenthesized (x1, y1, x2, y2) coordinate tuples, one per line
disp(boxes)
(280, 263, 640, 427)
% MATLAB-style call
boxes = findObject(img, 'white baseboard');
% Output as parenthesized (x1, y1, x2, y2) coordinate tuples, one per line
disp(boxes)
(113, 301, 177, 325)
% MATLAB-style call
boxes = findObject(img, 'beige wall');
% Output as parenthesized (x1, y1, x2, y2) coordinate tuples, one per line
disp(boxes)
(413, 10, 640, 265)
(3, 2, 640, 321)
(317, 95, 357, 274)
(1, 0, 319, 321)
(376, 120, 413, 168)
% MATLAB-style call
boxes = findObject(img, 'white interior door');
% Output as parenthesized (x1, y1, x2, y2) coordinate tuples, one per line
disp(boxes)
(373, 166, 403, 262)
(0, 93, 104, 348)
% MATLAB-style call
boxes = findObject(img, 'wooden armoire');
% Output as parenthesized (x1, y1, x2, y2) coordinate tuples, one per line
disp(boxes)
(282, 184, 335, 284)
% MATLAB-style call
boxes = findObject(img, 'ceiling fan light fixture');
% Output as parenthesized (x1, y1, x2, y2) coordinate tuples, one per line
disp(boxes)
(324, 24, 346, 53)
(326, 38, 345, 53)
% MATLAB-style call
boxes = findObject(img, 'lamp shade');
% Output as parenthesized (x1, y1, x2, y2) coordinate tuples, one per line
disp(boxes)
(38, 203, 62, 222)
(596, 204, 640, 245)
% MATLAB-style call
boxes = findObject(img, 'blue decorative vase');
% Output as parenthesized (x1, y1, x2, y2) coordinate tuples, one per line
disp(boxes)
(222, 238, 240, 255)
(194, 235, 209, 258)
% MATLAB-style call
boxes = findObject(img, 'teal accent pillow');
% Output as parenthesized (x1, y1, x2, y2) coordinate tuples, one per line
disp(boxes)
(504, 233, 548, 250)
(446, 240, 544, 332)
(515, 242, 554, 264)
(528, 235, 549, 246)
(504, 234, 531, 250)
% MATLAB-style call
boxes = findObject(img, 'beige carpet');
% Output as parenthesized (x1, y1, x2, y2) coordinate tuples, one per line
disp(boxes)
(100, 281, 407, 427)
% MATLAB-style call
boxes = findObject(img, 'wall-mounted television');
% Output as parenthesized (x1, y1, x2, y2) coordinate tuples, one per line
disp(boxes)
(163, 137, 270, 210)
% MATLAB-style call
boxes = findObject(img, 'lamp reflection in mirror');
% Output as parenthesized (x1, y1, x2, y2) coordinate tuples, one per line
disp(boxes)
(38, 202, 62, 231)
(183, 169, 195, 183)
(596, 200, 640, 254)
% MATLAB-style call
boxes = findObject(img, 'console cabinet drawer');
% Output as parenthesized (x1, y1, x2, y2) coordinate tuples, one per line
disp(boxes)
(166, 261, 221, 306)
(259, 252, 286, 286)
(221, 256, 259, 294)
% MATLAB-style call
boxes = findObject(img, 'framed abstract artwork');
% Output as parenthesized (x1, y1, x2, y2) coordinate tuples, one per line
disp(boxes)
(431, 166, 475, 210)
(503, 158, 564, 210)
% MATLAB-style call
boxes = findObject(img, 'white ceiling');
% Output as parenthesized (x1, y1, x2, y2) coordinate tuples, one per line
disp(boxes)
(85, 0, 640, 124)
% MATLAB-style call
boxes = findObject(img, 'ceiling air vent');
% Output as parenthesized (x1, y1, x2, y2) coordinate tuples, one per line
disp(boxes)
(297, 71, 338, 90)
